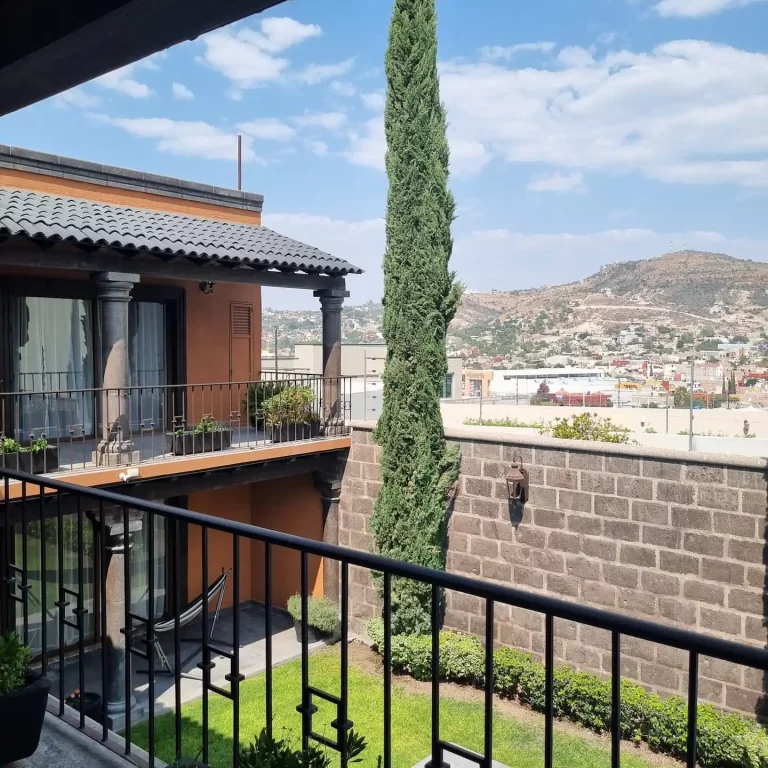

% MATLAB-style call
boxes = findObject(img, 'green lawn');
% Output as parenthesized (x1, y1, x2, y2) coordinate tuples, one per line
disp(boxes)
(132, 647, 662, 768)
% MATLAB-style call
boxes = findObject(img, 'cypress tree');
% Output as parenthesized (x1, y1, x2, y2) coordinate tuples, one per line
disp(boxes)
(370, 0, 462, 635)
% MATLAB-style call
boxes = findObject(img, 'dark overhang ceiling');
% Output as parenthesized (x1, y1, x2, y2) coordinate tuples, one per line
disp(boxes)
(0, 0, 288, 116)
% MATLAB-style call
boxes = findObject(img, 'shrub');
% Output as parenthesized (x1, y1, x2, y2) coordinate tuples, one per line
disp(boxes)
(286, 595, 339, 635)
(365, 619, 768, 768)
(0, 437, 49, 454)
(0, 633, 32, 695)
(539, 413, 632, 444)
(240, 726, 366, 768)
(463, 417, 545, 429)
(244, 381, 287, 423)
(264, 387, 316, 428)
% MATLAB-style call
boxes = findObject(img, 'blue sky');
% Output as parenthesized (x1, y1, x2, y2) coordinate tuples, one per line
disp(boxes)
(2, 0, 768, 309)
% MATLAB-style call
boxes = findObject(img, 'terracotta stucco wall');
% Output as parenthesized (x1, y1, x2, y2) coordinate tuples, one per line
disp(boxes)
(0, 167, 262, 225)
(186, 474, 324, 612)
(251, 473, 324, 610)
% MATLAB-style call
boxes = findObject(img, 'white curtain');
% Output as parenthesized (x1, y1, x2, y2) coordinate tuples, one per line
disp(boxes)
(130, 512, 167, 620)
(128, 302, 166, 430)
(12, 297, 94, 440)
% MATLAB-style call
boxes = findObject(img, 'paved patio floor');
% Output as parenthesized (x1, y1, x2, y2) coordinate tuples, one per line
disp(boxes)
(45, 603, 319, 725)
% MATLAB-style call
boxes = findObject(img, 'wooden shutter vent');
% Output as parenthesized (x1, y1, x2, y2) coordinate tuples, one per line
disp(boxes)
(231, 303, 252, 337)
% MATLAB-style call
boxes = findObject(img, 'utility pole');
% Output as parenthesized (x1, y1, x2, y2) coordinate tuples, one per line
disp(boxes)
(274, 327, 279, 378)
(237, 134, 242, 191)
(689, 358, 694, 452)
(665, 389, 669, 434)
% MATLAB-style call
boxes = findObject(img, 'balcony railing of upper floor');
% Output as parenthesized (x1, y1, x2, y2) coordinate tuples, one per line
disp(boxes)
(0, 373, 357, 477)
(3, 466, 768, 768)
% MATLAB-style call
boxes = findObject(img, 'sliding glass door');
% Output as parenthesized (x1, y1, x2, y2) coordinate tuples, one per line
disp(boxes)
(11, 296, 95, 441)
(129, 301, 167, 430)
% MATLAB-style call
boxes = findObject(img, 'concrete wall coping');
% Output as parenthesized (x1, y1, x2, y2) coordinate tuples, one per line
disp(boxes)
(348, 420, 768, 471)
(0, 144, 264, 212)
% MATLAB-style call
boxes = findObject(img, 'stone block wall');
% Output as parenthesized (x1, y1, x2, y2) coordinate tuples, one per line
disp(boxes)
(340, 422, 768, 718)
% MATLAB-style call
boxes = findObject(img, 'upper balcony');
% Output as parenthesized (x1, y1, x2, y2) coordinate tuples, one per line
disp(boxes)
(0, 374, 357, 485)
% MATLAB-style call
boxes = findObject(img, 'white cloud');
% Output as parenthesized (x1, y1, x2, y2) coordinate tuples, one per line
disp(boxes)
(91, 114, 265, 163)
(53, 88, 100, 109)
(436, 39, 768, 184)
(238, 117, 295, 141)
(200, 17, 320, 90)
(330, 80, 356, 97)
(361, 91, 385, 111)
(654, 0, 764, 17)
(527, 171, 586, 192)
(94, 63, 154, 98)
(297, 58, 355, 85)
(172, 82, 194, 101)
(344, 117, 386, 171)
(306, 140, 329, 156)
(294, 111, 348, 130)
(480, 42, 556, 61)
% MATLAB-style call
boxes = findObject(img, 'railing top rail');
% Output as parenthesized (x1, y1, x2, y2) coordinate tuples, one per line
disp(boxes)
(3, 464, 767, 671)
(0, 374, 361, 398)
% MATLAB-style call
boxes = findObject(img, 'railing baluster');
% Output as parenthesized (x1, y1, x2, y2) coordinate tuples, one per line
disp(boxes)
(300, 550, 310, 751)
(77, 495, 85, 729)
(383, 571, 392, 768)
(544, 613, 554, 768)
(147, 509, 155, 767)
(430, 582, 441, 768)
(21, 480, 28, 646)
(99, 500, 108, 741)
(265, 541, 273, 735)
(688, 651, 699, 768)
(201, 525, 210, 764)
(612, 631, 621, 768)
(232, 534, 241, 768)
(174, 518, 183, 760)
(39, 485, 47, 673)
(340, 560, 349, 768)
(123, 503, 132, 756)
(56, 489, 65, 716)
(484, 598, 494, 768)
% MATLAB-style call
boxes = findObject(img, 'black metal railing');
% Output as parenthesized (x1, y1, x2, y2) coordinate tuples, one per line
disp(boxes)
(0, 374, 356, 475)
(3, 466, 768, 768)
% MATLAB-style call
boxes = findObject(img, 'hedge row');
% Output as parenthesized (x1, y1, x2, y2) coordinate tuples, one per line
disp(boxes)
(365, 618, 768, 768)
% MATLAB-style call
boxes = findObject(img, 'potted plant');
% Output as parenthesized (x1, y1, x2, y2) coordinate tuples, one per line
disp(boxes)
(264, 386, 320, 443)
(243, 381, 286, 429)
(0, 633, 51, 764)
(166, 415, 233, 456)
(240, 726, 366, 768)
(0, 437, 59, 474)
(286, 595, 340, 644)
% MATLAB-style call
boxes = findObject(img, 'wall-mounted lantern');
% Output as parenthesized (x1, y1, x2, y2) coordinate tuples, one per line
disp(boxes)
(198, 281, 215, 294)
(506, 456, 529, 503)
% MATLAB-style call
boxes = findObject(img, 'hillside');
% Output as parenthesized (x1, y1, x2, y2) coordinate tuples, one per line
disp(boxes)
(264, 251, 768, 361)
(453, 251, 768, 333)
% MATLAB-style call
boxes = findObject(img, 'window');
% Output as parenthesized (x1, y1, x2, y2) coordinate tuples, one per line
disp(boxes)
(11, 296, 95, 440)
(442, 373, 454, 399)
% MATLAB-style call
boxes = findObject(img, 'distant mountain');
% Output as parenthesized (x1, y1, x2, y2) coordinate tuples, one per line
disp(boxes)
(452, 251, 768, 333)
(265, 251, 768, 354)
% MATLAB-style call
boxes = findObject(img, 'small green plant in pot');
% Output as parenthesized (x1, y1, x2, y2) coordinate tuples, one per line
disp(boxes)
(243, 381, 286, 428)
(166, 415, 233, 456)
(0, 633, 51, 764)
(264, 386, 320, 443)
(0, 436, 59, 474)
(286, 594, 340, 644)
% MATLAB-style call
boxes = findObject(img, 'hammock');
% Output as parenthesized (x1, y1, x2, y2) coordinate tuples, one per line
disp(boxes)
(141, 568, 231, 677)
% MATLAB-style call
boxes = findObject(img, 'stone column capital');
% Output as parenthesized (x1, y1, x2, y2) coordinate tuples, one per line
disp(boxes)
(313, 289, 349, 313)
(92, 272, 140, 302)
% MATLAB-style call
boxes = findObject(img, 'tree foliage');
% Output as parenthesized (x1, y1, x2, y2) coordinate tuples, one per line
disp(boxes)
(370, 0, 462, 635)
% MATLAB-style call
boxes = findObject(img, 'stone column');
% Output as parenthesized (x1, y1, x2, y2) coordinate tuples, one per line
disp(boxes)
(102, 512, 144, 731)
(313, 288, 349, 434)
(93, 272, 140, 466)
(313, 465, 344, 604)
